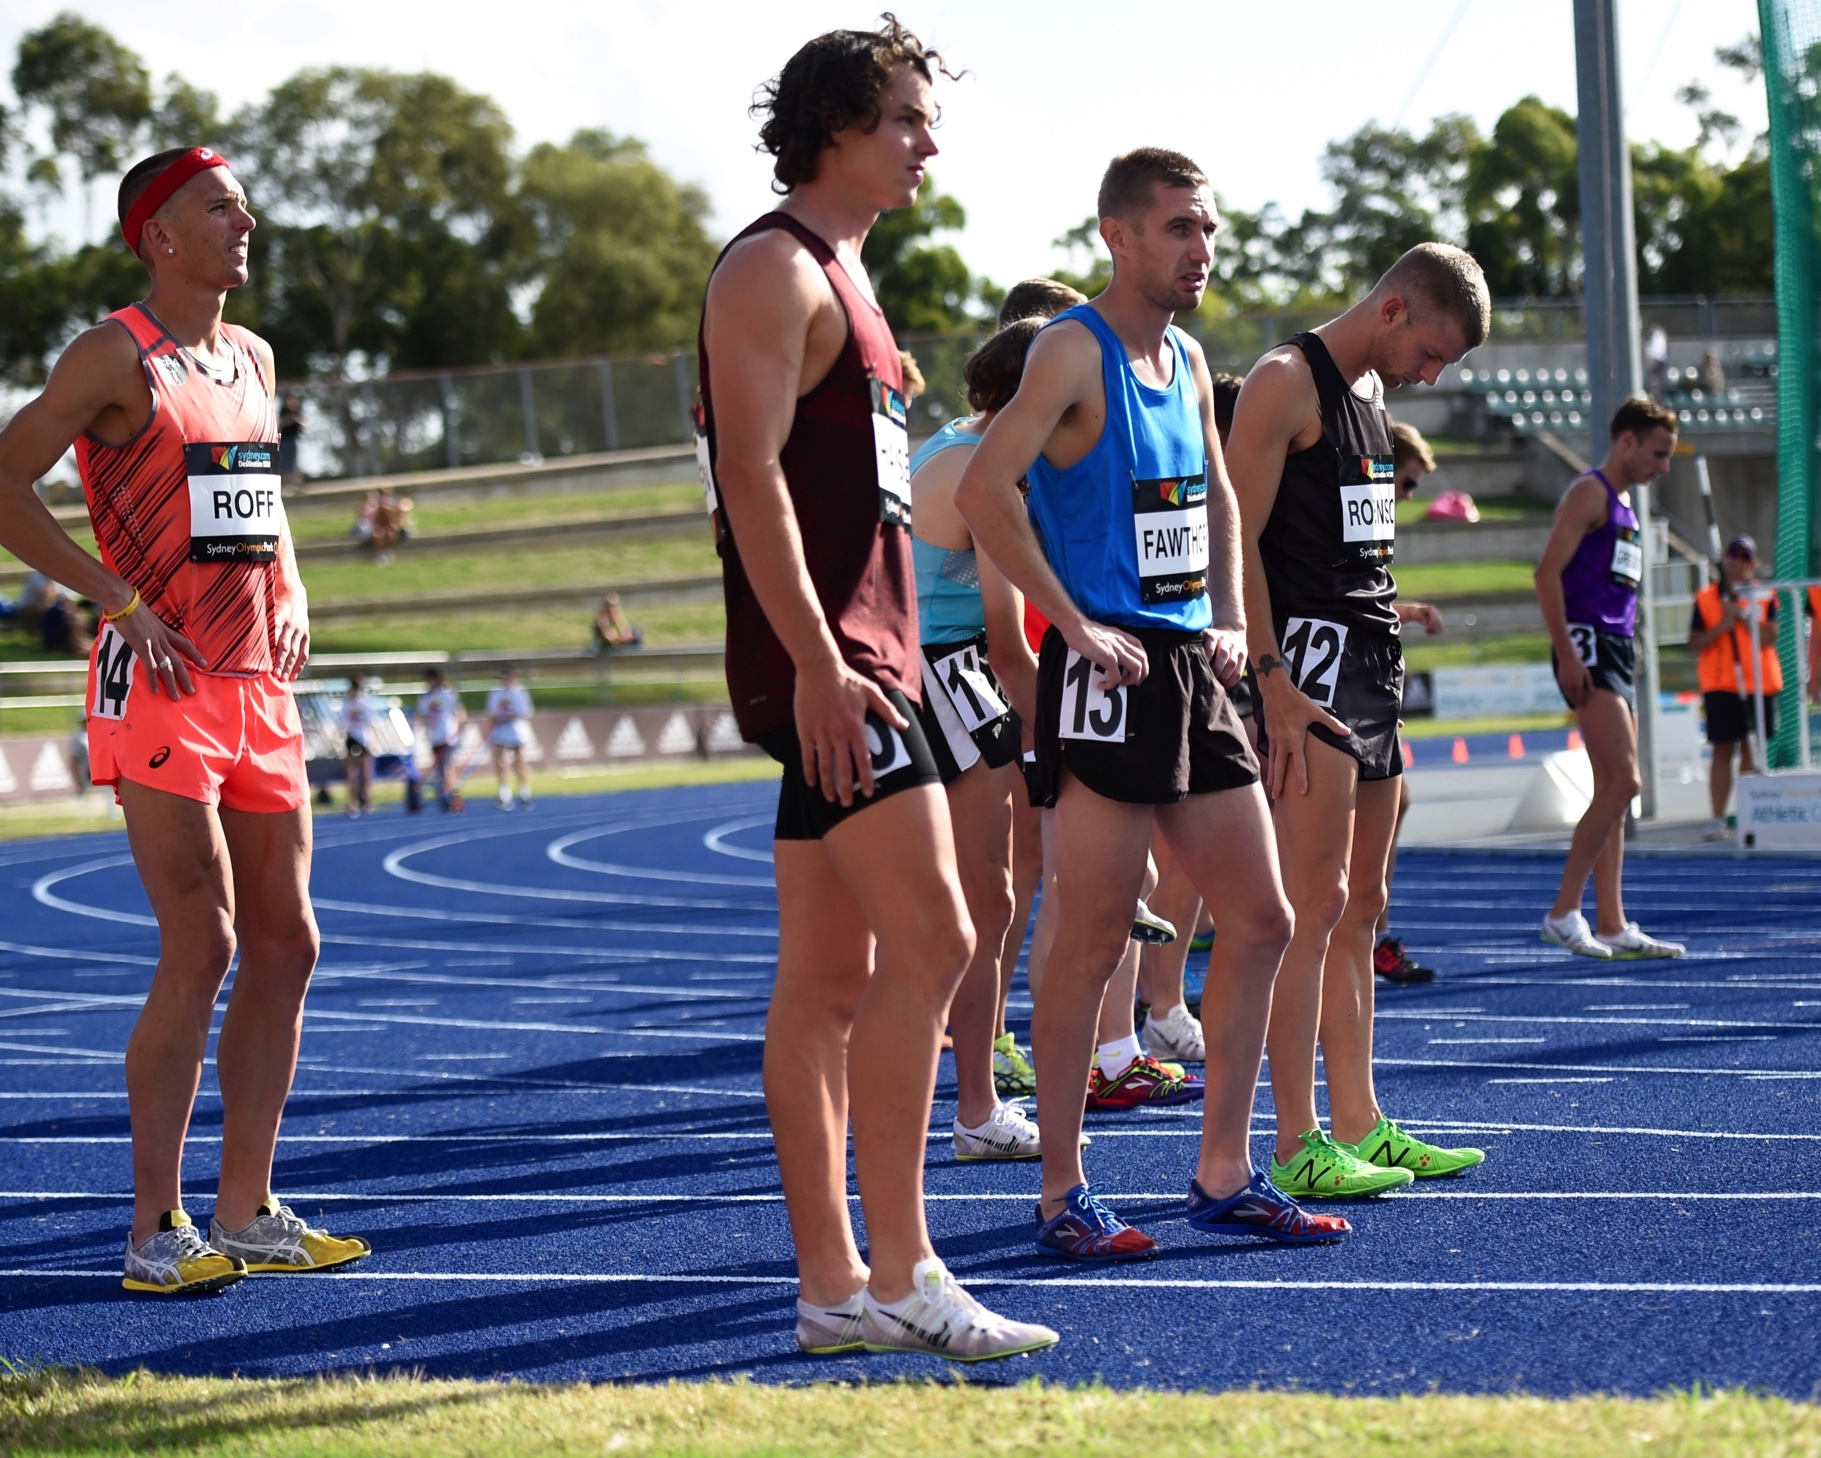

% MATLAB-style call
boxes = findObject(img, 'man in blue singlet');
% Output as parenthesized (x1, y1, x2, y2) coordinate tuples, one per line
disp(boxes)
(1534, 396, 1686, 959)
(957, 149, 1349, 1259)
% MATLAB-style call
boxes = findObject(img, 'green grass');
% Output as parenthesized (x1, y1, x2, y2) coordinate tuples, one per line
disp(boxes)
(1394, 560, 1538, 598)
(1405, 710, 1574, 739)
(297, 536, 716, 607)
(3, 1370, 1818, 1456)
(283, 482, 703, 545)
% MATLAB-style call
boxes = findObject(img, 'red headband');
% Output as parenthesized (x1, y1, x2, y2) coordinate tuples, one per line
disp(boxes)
(120, 147, 231, 252)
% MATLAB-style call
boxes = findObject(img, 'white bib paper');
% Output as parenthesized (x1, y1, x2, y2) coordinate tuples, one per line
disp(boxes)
(1339, 481, 1397, 543)
(930, 642, 1008, 734)
(1058, 647, 1128, 742)
(1280, 616, 1349, 708)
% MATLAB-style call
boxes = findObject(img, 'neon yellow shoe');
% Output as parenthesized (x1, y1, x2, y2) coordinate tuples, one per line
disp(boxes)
(1341, 1117, 1486, 1177)
(1269, 1129, 1415, 1198)
(122, 1209, 246, 1295)
(210, 1197, 371, 1273)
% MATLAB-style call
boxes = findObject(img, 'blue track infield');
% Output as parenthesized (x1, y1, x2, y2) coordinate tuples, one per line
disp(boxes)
(1, 782, 1819, 1397)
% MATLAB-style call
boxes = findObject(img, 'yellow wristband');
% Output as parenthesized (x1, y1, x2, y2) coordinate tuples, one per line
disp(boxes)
(103, 588, 141, 624)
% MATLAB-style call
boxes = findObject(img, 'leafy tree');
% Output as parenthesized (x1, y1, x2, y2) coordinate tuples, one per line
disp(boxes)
(226, 68, 521, 376)
(863, 177, 979, 332)
(1312, 115, 1481, 292)
(11, 12, 150, 196)
(517, 129, 718, 356)
(1464, 95, 1580, 297)
(149, 76, 223, 150)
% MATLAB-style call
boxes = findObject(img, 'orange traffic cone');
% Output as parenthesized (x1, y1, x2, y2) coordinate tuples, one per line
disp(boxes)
(1567, 729, 1583, 751)
(1452, 737, 1469, 764)
(1508, 734, 1525, 759)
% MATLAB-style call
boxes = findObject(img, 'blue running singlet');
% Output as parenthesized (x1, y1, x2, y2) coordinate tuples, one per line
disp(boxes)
(911, 419, 988, 646)
(1025, 304, 1211, 633)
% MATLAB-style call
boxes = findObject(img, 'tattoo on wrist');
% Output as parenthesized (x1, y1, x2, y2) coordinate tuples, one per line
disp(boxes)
(1255, 654, 1283, 678)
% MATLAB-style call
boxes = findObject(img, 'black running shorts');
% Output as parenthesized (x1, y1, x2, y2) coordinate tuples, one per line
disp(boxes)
(755, 687, 941, 841)
(1031, 624, 1258, 807)
(1256, 616, 1405, 781)
(1552, 626, 1636, 713)
(1703, 689, 1777, 745)
(913, 633, 1021, 786)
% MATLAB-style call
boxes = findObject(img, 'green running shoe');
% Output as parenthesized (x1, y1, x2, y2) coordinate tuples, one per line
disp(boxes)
(992, 1033, 1035, 1098)
(1270, 1128, 1415, 1198)
(1341, 1117, 1485, 1178)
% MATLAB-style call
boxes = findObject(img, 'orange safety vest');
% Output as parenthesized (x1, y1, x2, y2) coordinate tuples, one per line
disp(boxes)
(1693, 580, 1784, 696)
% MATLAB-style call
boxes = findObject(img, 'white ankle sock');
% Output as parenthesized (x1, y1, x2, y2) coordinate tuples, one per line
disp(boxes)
(1098, 1034, 1144, 1079)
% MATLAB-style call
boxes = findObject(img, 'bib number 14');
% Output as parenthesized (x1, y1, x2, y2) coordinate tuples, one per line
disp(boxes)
(92, 623, 135, 721)
(1058, 647, 1127, 742)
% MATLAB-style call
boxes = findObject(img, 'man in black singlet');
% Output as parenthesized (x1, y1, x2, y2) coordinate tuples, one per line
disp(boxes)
(1228, 244, 1492, 1201)
(696, 20, 1055, 1363)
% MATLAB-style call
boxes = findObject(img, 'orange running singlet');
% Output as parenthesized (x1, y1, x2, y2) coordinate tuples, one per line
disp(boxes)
(76, 303, 293, 677)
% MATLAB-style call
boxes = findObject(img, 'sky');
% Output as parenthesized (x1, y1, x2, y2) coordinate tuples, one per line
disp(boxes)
(1, 0, 1768, 288)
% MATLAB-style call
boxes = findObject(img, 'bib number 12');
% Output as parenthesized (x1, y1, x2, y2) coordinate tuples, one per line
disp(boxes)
(1280, 616, 1348, 708)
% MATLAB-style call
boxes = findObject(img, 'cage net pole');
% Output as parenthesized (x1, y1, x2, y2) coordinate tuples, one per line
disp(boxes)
(1759, 0, 1820, 769)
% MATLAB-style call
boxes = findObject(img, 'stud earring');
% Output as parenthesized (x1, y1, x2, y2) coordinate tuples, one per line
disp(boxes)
(166, 247, 175, 255)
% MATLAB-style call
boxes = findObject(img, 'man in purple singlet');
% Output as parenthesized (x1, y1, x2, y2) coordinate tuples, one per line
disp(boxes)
(1533, 395, 1687, 959)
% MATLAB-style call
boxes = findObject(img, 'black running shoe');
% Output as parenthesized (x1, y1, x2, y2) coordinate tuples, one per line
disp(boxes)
(1373, 936, 1435, 984)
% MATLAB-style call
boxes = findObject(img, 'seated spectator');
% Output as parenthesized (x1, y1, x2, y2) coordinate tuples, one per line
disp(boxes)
(594, 592, 643, 650)
(278, 392, 305, 489)
(42, 594, 94, 656)
(1699, 348, 1726, 397)
(899, 348, 926, 405)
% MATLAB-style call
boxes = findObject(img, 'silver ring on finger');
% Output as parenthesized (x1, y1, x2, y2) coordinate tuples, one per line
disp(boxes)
(156, 657, 174, 671)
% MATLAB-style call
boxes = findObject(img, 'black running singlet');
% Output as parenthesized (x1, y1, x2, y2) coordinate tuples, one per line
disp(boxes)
(1259, 332, 1398, 636)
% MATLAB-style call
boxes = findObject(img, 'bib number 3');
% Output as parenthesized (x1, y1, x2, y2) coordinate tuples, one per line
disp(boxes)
(1058, 648, 1128, 742)
(1280, 616, 1348, 708)
(91, 623, 135, 721)
(1566, 623, 1597, 667)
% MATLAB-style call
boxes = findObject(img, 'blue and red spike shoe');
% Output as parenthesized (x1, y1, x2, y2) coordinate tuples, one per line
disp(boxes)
(1186, 1168, 1352, 1245)
(1034, 1184, 1157, 1262)
(1085, 1055, 1204, 1111)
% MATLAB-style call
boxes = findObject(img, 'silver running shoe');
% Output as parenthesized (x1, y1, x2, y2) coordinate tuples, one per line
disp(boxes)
(1598, 922, 1686, 959)
(1540, 910, 1613, 959)
(953, 1100, 1043, 1161)
(1143, 1004, 1206, 1062)
(861, 1258, 1059, 1362)
(210, 1197, 371, 1273)
(122, 1209, 245, 1295)
(795, 1295, 865, 1354)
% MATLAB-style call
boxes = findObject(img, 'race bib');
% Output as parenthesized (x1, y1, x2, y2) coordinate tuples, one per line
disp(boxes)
(91, 622, 135, 722)
(864, 710, 912, 777)
(1132, 473, 1209, 605)
(1340, 454, 1397, 565)
(1566, 622, 1597, 667)
(871, 378, 911, 527)
(694, 417, 718, 516)
(1280, 616, 1349, 708)
(1058, 647, 1128, 742)
(927, 640, 1009, 734)
(186, 441, 285, 564)
(1609, 528, 1642, 588)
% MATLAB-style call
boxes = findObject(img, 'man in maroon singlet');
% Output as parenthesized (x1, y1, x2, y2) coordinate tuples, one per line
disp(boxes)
(697, 21, 1056, 1361)
(0, 148, 366, 1293)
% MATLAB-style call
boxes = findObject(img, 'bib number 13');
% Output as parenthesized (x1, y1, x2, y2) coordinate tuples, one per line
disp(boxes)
(1280, 616, 1348, 708)
(1059, 648, 1127, 742)
(92, 623, 135, 721)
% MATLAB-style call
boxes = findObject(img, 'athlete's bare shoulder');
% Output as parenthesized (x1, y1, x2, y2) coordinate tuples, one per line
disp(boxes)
(1236, 346, 1319, 442)
(41, 319, 150, 429)
(704, 226, 828, 327)
(1021, 316, 1103, 396)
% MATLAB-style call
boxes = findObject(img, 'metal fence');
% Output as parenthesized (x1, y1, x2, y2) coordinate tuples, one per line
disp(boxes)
(283, 294, 1779, 481)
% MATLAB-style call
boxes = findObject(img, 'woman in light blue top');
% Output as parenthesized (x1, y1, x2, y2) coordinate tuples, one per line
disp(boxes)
(908, 309, 1057, 1160)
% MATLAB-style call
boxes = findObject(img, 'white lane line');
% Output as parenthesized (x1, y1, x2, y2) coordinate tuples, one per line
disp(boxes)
(1380, 1056, 1821, 1079)
(1428, 1039, 1548, 1045)
(2, 1270, 1818, 1295)
(1378, 1010, 1820, 1032)
(311, 897, 779, 943)
(703, 816, 775, 865)
(1487, 1077, 1613, 1084)
(548, 826, 774, 888)
(1587, 1004, 1690, 1011)
(9, 1190, 1821, 1204)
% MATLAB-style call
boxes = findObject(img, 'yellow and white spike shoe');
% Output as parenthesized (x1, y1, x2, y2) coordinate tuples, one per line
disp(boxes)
(210, 1197, 371, 1273)
(122, 1209, 246, 1295)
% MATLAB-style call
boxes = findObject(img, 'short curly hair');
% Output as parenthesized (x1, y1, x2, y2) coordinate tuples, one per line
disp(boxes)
(752, 14, 949, 192)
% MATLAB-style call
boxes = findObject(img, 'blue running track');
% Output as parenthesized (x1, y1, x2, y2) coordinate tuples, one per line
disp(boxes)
(1, 782, 1819, 1395)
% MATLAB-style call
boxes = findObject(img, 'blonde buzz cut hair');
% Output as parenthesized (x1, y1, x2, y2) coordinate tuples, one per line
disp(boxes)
(1376, 243, 1491, 349)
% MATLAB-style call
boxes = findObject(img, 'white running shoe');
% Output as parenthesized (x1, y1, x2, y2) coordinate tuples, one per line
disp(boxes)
(1598, 922, 1686, 960)
(953, 1100, 1042, 1161)
(861, 1258, 1059, 1362)
(1143, 1004, 1206, 1062)
(1540, 910, 1614, 959)
(795, 1293, 865, 1354)
(1702, 817, 1732, 842)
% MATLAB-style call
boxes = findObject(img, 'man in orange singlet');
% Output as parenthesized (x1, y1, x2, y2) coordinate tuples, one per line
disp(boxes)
(0, 147, 368, 1293)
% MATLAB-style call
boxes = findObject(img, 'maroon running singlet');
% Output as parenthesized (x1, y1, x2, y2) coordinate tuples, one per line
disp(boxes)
(697, 212, 920, 741)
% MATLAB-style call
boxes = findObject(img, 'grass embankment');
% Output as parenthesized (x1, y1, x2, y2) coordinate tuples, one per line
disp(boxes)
(3, 1370, 1817, 1457)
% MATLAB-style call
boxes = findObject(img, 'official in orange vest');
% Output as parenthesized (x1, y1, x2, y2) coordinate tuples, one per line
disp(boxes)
(1688, 534, 1782, 837)
(1808, 584, 1821, 703)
